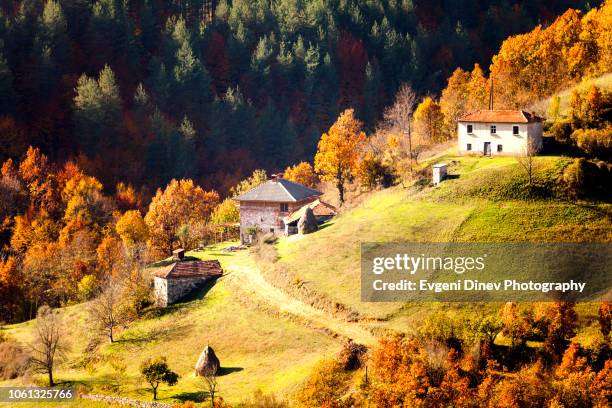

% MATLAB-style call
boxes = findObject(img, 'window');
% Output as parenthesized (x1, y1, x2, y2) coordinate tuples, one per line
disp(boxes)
(497, 144, 503, 152)
(280, 203, 289, 212)
(513, 125, 519, 135)
(270, 228, 274, 233)
(466, 143, 472, 151)
(490, 125, 497, 134)
(467, 124, 473, 134)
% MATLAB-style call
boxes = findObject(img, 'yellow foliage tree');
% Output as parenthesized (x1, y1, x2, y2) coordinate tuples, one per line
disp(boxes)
(283, 161, 319, 188)
(413, 97, 445, 144)
(116, 210, 149, 247)
(314, 109, 366, 203)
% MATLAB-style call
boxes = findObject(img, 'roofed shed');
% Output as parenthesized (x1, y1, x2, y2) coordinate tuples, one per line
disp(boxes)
(283, 199, 337, 235)
(153, 260, 223, 307)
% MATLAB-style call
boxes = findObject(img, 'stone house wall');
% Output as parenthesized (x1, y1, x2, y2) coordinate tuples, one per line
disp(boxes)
(239, 198, 317, 243)
(154, 276, 211, 307)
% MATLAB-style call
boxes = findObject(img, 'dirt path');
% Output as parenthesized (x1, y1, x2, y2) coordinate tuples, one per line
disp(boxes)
(224, 253, 376, 345)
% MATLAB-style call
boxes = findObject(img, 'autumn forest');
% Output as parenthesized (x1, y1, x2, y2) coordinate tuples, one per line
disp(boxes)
(0, 0, 611, 406)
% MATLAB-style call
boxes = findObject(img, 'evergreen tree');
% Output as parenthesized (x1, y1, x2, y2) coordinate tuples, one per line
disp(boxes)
(0, 51, 15, 116)
(73, 65, 123, 156)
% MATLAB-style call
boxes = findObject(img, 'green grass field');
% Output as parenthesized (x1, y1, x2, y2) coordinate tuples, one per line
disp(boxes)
(0, 244, 340, 406)
(275, 155, 610, 321)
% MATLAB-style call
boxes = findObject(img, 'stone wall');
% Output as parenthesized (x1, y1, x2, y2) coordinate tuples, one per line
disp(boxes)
(239, 198, 317, 243)
(81, 394, 172, 408)
(154, 276, 212, 307)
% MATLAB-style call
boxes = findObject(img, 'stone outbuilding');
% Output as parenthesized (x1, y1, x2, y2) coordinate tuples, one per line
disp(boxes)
(153, 260, 223, 307)
(283, 199, 337, 235)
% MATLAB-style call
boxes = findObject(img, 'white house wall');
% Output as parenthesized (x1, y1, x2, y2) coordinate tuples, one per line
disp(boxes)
(457, 122, 541, 155)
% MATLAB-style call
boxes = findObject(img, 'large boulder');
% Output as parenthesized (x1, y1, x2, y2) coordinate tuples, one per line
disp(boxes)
(195, 345, 220, 376)
(298, 207, 318, 234)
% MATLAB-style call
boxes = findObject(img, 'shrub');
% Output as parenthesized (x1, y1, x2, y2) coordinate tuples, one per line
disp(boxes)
(356, 153, 394, 190)
(561, 158, 612, 200)
(571, 125, 612, 161)
(0, 340, 30, 380)
(294, 359, 350, 408)
(337, 340, 367, 371)
(549, 120, 573, 143)
(77, 274, 98, 301)
(238, 390, 288, 407)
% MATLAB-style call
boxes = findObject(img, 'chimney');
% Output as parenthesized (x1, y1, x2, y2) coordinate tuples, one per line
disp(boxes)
(173, 248, 185, 260)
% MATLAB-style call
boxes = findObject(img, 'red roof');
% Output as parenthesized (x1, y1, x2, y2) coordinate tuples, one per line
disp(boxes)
(458, 110, 543, 123)
(153, 260, 223, 279)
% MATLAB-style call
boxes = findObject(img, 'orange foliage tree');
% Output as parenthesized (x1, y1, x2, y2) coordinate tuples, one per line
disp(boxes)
(283, 161, 319, 188)
(144, 179, 219, 258)
(370, 336, 430, 407)
(490, 2, 612, 108)
(0, 257, 24, 322)
(440, 68, 470, 137)
(314, 109, 366, 203)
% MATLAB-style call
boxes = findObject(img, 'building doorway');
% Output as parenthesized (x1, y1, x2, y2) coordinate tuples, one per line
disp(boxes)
(484, 142, 491, 156)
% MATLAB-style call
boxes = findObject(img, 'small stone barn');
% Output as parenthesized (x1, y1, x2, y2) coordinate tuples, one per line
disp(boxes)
(234, 175, 323, 244)
(282, 199, 337, 235)
(153, 260, 223, 307)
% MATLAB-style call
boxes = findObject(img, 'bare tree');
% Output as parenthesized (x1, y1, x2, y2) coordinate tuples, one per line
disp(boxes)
(384, 83, 417, 171)
(516, 136, 540, 186)
(202, 366, 219, 408)
(88, 281, 126, 343)
(28, 305, 67, 386)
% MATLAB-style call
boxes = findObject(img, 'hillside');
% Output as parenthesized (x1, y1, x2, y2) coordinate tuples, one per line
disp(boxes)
(0, 245, 341, 405)
(273, 153, 609, 334)
(531, 73, 612, 118)
(2, 152, 609, 405)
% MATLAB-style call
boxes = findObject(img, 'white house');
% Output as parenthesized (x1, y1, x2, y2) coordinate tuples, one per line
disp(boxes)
(457, 110, 543, 156)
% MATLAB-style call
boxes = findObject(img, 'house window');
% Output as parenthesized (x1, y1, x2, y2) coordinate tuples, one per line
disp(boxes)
(467, 124, 473, 134)
(490, 125, 497, 134)
(497, 144, 503, 152)
(513, 125, 519, 135)
(280, 203, 289, 212)
(466, 143, 472, 151)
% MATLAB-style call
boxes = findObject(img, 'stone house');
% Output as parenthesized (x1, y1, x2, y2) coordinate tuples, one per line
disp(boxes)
(234, 175, 323, 244)
(458, 110, 543, 156)
(153, 259, 223, 307)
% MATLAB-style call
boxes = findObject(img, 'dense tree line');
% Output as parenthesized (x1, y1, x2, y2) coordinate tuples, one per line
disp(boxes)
(296, 301, 612, 408)
(0, 0, 598, 193)
(0, 146, 220, 323)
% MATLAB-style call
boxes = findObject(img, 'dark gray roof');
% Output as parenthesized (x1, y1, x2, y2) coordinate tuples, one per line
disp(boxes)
(233, 178, 322, 202)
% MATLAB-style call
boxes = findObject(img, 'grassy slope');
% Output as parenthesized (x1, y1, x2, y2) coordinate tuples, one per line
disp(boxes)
(0, 245, 340, 406)
(276, 155, 610, 325)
